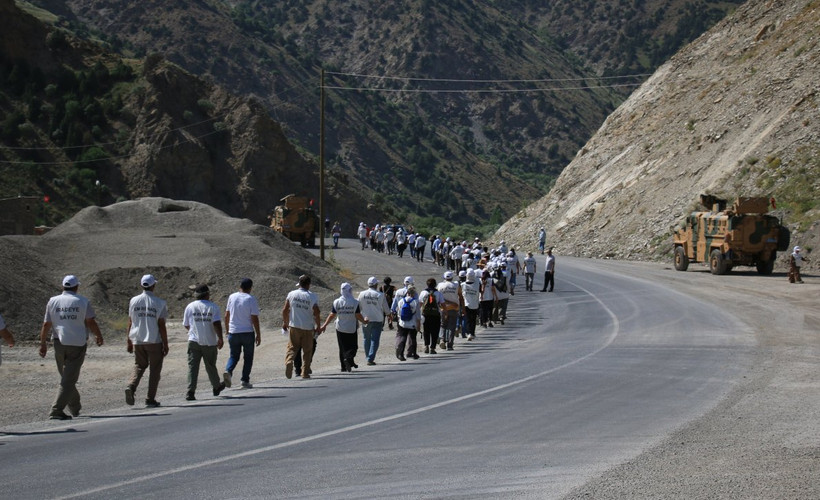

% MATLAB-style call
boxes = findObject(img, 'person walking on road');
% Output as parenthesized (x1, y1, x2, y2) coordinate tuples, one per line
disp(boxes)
(419, 278, 444, 354)
(183, 284, 226, 401)
(478, 269, 498, 331)
(541, 248, 556, 292)
(358, 277, 391, 365)
(321, 283, 368, 372)
(460, 269, 480, 343)
(538, 228, 546, 254)
(223, 278, 261, 389)
(788, 246, 808, 284)
(437, 271, 463, 351)
(523, 251, 537, 291)
(283, 275, 321, 379)
(38, 275, 104, 420)
(125, 274, 168, 408)
(380, 277, 396, 330)
(0, 312, 15, 367)
(394, 286, 421, 360)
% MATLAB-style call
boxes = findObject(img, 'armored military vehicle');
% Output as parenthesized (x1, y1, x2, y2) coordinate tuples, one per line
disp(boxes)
(673, 195, 790, 275)
(269, 194, 318, 247)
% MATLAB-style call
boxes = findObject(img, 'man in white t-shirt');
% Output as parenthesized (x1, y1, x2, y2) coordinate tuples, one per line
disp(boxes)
(0, 312, 15, 368)
(183, 284, 225, 401)
(125, 274, 168, 408)
(38, 275, 104, 420)
(320, 283, 368, 372)
(223, 278, 261, 389)
(282, 275, 321, 379)
(523, 252, 537, 291)
(357, 277, 392, 365)
(541, 248, 556, 292)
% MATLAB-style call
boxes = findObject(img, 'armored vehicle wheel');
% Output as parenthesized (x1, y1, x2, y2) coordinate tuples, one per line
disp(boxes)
(674, 246, 689, 271)
(709, 249, 729, 275)
(756, 256, 775, 275)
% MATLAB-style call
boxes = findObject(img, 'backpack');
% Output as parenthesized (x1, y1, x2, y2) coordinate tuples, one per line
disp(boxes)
(399, 297, 415, 322)
(421, 291, 440, 317)
(494, 272, 507, 292)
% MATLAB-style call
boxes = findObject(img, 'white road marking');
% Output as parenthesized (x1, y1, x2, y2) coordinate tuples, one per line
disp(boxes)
(57, 280, 619, 499)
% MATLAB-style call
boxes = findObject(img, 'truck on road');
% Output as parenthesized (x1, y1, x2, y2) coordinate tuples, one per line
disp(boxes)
(673, 195, 790, 275)
(269, 194, 318, 248)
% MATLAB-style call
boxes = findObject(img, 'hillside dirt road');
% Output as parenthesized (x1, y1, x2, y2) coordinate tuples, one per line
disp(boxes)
(2, 238, 818, 498)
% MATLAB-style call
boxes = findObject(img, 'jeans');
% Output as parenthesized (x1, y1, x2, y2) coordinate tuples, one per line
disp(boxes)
(361, 321, 383, 362)
(440, 310, 459, 345)
(226, 332, 255, 383)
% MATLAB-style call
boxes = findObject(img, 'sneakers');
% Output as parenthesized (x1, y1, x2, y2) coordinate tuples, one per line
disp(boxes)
(367, 360, 376, 366)
(49, 412, 72, 421)
(145, 399, 161, 408)
(241, 381, 253, 389)
(285, 361, 293, 379)
(301, 373, 311, 379)
(185, 392, 196, 401)
(125, 387, 135, 406)
(468, 334, 475, 341)
(223, 371, 232, 388)
(68, 406, 81, 417)
(440, 341, 446, 350)
(424, 346, 430, 354)
(213, 382, 226, 396)
(430, 349, 437, 354)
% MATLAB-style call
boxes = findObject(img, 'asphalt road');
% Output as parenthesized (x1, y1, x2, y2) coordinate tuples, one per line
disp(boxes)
(0, 243, 756, 499)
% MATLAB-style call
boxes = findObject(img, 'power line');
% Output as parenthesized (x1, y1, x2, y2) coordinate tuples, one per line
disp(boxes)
(321, 82, 643, 94)
(324, 71, 652, 83)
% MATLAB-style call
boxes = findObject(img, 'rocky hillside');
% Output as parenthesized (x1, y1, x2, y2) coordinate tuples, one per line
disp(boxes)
(26, 0, 742, 225)
(497, 0, 819, 269)
(0, 0, 375, 227)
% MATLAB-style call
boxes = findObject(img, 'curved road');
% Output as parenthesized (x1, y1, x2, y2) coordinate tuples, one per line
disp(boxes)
(0, 248, 755, 499)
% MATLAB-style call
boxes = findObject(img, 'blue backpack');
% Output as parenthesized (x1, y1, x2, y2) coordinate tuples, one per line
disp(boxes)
(399, 297, 415, 321)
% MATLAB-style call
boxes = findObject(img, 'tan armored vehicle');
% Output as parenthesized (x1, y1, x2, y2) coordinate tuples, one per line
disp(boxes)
(673, 195, 790, 275)
(268, 194, 318, 247)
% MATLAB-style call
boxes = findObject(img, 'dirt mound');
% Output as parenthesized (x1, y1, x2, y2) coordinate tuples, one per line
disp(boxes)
(0, 197, 342, 341)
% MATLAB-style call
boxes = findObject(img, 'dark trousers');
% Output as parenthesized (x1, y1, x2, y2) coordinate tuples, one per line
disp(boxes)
(465, 307, 479, 335)
(542, 271, 554, 292)
(416, 245, 426, 262)
(129, 343, 164, 400)
(51, 339, 86, 416)
(396, 325, 417, 356)
(479, 300, 494, 326)
(226, 332, 255, 383)
(336, 330, 358, 370)
(422, 315, 441, 348)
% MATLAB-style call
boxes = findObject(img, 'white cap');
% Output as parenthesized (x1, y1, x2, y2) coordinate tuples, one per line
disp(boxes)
(443, 271, 454, 280)
(141, 274, 157, 288)
(404, 276, 414, 285)
(62, 275, 80, 288)
(367, 276, 379, 286)
(458, 270, 467, 277)
(794, 246, 801, 252)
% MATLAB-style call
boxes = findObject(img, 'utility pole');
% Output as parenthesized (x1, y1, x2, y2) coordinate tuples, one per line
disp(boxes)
(319, 68, 326, 260)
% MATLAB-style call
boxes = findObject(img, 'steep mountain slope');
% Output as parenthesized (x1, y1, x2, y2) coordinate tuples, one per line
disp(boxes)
(33, 0, 739, 225)
(497, 0, 819, 268)
(1, 0, 376, 226)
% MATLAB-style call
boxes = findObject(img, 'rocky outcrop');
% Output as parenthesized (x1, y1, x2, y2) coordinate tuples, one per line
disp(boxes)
(497, 0, 819, 269)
